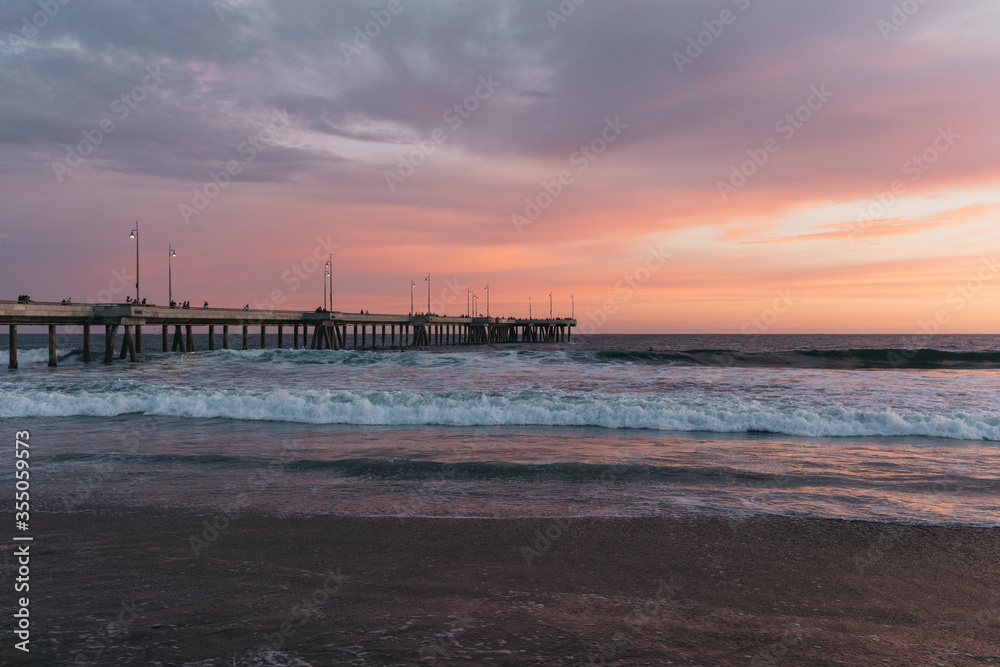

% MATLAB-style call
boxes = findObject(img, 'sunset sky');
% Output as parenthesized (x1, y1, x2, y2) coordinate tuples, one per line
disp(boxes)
(1, 0, 998, 333)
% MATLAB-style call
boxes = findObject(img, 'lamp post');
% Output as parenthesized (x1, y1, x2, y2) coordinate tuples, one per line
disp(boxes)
(328, 253, 333, 311)
(128, 221, 139, 303)
(570, 293, 574, 319)
(467, 289, 472, 317)
(410, 279, 416, 315)
(324, 258, 330, 311)
(425, 273, 430, 313)
(484, 283, 489, 318)
(529, 295, 531, 319)
(548, 292, 552, 318)
(168, 244, 176, 306)
(474, 293, 478, 317)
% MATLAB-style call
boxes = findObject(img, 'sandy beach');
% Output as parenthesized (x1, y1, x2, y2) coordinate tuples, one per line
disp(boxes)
(6, 509, 997, 666)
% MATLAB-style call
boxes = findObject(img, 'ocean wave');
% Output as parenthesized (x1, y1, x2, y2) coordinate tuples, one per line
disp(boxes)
(7, 343, 1000, 370)
(32, 454, 841, 485)
(7, 347, 81, 364)
(591, 348, 1000, 368)
(2, 383, 998, 440)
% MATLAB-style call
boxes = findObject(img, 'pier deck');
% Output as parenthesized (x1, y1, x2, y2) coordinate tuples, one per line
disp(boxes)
(1, 301, 575, 368)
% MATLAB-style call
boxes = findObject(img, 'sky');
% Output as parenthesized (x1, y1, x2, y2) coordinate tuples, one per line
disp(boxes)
(1, 0, 999, 333)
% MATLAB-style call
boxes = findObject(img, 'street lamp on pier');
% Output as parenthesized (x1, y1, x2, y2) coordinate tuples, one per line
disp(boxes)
(128, 221, 139, 303)
(168, 244, 176, 306)
(324, 258, 330, 311)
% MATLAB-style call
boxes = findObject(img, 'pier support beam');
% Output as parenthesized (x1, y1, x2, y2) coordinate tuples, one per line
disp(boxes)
(172, 326, 183, 352)
(162, 325, 168, 352)
(293, 324, 299, 349)
(135, 325, 141, 354)
(120, 325, 137, 362)
(48, 324, 57, 366)
(242, 325, 248, 350)
(209, 325, 215, 350)
(223, 325, 229, 349)
(8, 324, 16, 369)
(261, 325, 266, 349)
(83, 324, 91, 363)
(185, 325, 193, 352)
(103, 324, 118, 364)
(278, 325, 283, 349)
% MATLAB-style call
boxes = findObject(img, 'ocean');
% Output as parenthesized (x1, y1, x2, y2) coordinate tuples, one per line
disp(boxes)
(3, 333, 999, 527)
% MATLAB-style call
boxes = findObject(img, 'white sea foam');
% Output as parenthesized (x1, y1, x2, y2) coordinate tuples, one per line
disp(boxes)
(2, 383, 997, 440)
(6, 347, 79, 364)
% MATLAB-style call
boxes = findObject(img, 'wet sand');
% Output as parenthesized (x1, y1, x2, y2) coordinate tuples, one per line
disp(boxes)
(7, 510, 1000, 665)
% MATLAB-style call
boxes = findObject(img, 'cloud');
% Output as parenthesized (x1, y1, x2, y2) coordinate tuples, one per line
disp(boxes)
(2, 0, 999, 329)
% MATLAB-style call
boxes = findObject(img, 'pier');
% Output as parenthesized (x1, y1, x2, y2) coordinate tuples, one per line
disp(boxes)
(1, 301, 576, 368)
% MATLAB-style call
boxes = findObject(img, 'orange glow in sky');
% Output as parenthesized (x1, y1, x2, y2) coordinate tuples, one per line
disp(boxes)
(1, 2, 998, 332)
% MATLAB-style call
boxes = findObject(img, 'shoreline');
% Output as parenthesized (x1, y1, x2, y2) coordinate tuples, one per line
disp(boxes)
(8, 509, 999, 665)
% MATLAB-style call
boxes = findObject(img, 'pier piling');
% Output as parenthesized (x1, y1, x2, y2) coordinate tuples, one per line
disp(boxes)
(48, 325, 57, 366)
(8, 324, 16, 369)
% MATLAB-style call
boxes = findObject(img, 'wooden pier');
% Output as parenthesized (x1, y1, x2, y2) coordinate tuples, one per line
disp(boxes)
(1, 302, 576, 368)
